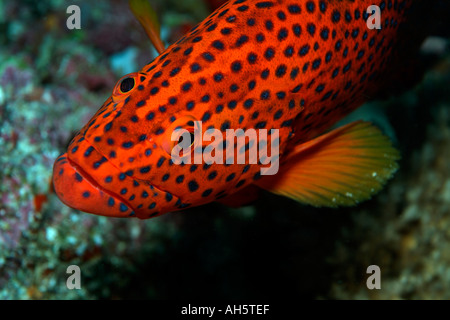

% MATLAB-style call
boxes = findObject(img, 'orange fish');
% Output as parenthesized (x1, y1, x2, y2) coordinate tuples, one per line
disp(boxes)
(53, 0, 422, 219)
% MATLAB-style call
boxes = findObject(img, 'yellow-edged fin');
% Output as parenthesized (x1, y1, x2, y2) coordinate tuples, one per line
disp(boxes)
(129, 0, 165, 54)
(255, 121, 400, 207)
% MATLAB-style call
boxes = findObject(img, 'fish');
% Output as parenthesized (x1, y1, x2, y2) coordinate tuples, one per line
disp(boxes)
(53, 0, 423, 219)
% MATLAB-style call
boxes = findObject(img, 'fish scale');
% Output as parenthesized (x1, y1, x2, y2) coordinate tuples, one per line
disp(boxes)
(53, 0, 416, 219)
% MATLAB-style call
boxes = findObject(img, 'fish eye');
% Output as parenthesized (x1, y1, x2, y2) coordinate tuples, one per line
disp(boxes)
(112, 72, 139, 102)
(120, 77, 135, 93)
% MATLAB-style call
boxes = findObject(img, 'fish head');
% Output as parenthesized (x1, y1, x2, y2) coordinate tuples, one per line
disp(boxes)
(52, 69, 266, 219)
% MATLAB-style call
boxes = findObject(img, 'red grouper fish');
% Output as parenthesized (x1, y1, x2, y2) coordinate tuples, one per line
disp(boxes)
(53, 0, 423, 219)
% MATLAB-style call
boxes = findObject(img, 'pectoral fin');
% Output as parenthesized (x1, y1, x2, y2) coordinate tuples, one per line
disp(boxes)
(255, 121, 400, 207)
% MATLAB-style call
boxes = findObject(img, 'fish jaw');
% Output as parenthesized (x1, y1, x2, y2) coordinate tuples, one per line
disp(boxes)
(52, 134, 179, 219)
(53, 152, 137, 218)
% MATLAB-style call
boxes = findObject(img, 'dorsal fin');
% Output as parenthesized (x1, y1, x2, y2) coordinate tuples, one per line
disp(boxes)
(129, 0, 165, 54)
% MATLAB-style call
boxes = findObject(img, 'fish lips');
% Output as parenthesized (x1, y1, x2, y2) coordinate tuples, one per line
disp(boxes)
(53, 134, 182, 219)
(52, 152, 137, 218)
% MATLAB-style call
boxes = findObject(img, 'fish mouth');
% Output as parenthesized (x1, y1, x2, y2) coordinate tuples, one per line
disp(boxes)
(70, 157, 137, 212)
(53, 133, 183, 218)
(53, 152, 137, 218)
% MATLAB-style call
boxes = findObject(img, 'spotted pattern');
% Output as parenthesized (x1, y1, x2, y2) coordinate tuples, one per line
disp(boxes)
(53, 0, 415, 219)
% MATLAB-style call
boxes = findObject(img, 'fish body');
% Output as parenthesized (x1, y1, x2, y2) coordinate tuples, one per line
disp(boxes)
(53, 0, 416, 219)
